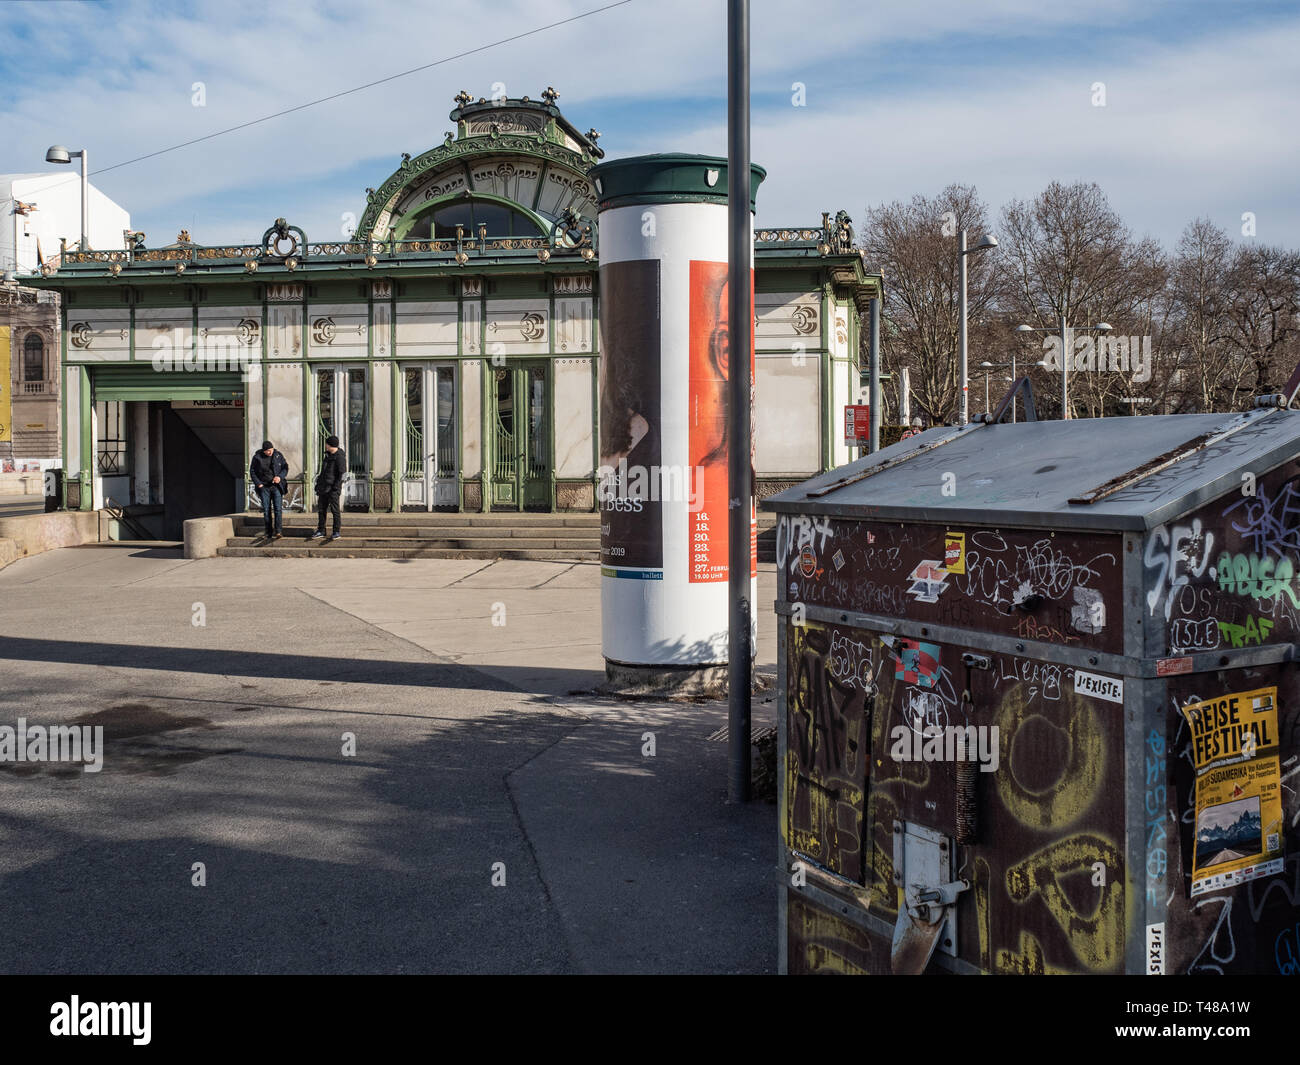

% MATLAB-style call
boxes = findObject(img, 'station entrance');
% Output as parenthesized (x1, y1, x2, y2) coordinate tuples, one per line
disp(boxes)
(88, 368, 245, 539)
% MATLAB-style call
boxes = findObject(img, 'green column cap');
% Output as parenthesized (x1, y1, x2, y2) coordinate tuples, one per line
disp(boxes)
(589, 153, 766, 212)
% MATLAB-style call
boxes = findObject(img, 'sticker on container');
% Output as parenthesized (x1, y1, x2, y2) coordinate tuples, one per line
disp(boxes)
(832, 549, 845, 571)
(894, 639, 941, 688)
(799, 545, 817, 577)
(1180, 686, 1285, 897)
(1146, 923, 1164, 975)
(943, 532, 965, 574)
(1074, 669, 1123, 704)
(1156, 656, 1193, 677)
(906, 560, 948, 603)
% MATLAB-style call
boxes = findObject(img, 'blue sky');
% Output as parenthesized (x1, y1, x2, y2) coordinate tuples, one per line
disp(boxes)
(3, 0, 1299, 254)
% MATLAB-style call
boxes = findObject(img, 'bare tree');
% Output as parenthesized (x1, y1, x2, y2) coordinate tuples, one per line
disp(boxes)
(1162, 220, 1249, 412)
(998, 181, 1166, 418)
(1222, 243, 1300, 397)
(860, 185, 999, 424)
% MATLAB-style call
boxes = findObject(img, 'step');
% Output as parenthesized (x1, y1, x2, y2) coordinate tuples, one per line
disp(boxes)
(235, 524, 600, 540)
(225, 536, 598, 551)
(237, 512, 602, 528)
(216, 545, 599, 561)
(235, 511, 776, 528)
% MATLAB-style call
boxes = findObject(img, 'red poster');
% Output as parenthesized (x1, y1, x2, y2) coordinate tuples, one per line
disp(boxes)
(688, 260, 756, 583)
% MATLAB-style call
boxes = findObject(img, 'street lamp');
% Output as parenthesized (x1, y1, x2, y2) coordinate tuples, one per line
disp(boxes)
(958, 230, 998, 425)
(979, 356, 1019, 420)
(1016, 316, 1112, 419)
(45, 144, 89, 251)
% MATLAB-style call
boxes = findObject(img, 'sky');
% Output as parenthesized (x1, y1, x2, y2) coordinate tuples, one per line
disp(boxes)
(2, 0, 1299, 258)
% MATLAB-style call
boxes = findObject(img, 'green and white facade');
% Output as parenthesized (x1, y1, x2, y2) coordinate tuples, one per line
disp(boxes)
(30, 91, 882, 522)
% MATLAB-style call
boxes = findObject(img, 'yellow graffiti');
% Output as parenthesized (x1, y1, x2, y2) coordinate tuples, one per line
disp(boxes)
(791, 899, 873, 974)
(974, 857, 991, 972)
(784, 621, 868, 876)
(995, 930, 1072, 975)
(1005, 833, 1124, 971)
(995, 685, 1104, 828)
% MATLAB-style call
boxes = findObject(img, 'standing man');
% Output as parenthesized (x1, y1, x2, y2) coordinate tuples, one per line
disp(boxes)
(249, 440, 289, 541)
(309, 434, 347, 542)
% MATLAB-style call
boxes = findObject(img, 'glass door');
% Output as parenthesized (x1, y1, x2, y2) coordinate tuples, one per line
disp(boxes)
(491, 360, 552, 510)
(402, 363, 458, 509)
(315, 365, 368, 508)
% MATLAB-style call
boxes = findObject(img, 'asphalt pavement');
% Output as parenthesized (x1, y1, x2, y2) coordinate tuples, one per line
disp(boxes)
(0, 545, 780, 974)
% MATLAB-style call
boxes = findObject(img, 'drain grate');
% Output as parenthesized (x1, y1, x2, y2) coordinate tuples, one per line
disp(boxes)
(707, 724, 777, 744)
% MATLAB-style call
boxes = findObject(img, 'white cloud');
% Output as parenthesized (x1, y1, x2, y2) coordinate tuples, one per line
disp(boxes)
(3, 0, 1295, 248)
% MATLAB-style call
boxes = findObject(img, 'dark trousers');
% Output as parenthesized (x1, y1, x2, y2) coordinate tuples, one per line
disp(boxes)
(260, 486, 283, 533)
(316, 490, 341, 535)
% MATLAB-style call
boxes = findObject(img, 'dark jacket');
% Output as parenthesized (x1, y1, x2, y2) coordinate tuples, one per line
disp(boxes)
(315, 447, 347, 496)
(249, 450, 289, 495)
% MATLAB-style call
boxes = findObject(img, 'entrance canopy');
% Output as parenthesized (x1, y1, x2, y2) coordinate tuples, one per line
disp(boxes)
(92, 367, 244, 402)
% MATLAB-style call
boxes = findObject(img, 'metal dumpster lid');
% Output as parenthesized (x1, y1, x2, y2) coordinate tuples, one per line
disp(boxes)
(763, 410, 1300, 532)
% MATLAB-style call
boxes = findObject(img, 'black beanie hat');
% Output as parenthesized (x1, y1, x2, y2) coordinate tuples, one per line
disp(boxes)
(326, 435, 340, 447)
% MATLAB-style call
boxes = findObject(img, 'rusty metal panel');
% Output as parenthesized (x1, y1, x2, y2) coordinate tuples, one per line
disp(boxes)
(783, 620, 871, 882)
(776, 515, 1124, 654)
(786, 893, 888, 974)
(782, 613, 1129, 973)
(1160, 663, 1300, 974)
(1146, 458, 1300, 657)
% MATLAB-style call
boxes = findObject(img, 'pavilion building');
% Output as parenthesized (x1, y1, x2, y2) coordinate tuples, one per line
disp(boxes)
(29, 90, 881, 537)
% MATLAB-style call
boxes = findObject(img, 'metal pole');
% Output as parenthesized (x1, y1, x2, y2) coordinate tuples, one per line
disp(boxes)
(726, 0, 751, 804)
(958, 230, 968, 425)
(1011, 353, 1016, 423)
(900, 366, 911, 425)
(79, 149, 89, 250)
(1059, 313, 1069, 420)
(868, 295, 881, 452)
(984, 371, 990, 413)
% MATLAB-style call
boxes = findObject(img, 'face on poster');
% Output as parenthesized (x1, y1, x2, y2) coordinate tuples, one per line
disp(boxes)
(687, 260, 756, 583)
(598, 258, 662, 575)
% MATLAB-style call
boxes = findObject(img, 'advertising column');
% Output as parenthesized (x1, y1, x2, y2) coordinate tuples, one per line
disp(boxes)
(590, 154, 764, 686)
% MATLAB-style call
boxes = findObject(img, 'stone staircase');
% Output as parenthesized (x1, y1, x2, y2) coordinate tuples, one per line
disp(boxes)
(218, 512, 602, 560)
(216, 511, 780, 562)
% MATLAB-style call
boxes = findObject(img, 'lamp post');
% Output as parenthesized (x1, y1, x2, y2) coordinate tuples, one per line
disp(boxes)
(979, 356, 1018, 419)
(958, 230, 998, 425)
(726, 0, 752, 803)
(44, 145, 89, 251)
(1016, 315, 1111, 419)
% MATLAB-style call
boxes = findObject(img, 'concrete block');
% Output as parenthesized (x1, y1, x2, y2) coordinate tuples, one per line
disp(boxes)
(0, 538, 20, 570)
(184, 516, 236, 559)
(0, 511, 101, 557)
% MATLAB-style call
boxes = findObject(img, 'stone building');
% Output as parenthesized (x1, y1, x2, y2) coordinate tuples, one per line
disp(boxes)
(29, 90, 881, 535)
(1, 283, 60, 463)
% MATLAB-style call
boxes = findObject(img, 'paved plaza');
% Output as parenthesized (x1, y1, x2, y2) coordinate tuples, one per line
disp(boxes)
(0, 545, 779, 974)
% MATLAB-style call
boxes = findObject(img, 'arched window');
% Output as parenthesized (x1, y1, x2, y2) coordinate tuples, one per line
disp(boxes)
(23, 333, 44, 381)
(402, 198, 545, 241)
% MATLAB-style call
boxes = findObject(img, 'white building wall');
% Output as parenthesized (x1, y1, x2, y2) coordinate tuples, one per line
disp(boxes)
(460, 360, 482, 477)
(3, 173, 131, 275)
(266, 363, 304, 475)
(553, 357, 593, 478)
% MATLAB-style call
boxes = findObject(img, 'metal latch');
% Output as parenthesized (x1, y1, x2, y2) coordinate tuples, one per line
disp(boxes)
(891, 821, 969, 974)
(904, 878, 969, 924)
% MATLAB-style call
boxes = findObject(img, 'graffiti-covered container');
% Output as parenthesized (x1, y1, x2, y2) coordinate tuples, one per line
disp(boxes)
(590, 154, 763, 679)
(766, 410, 1300, 975)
